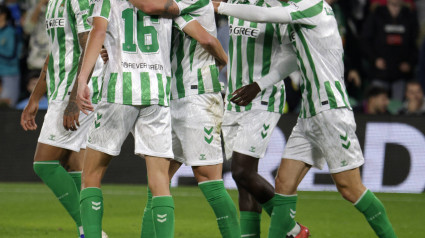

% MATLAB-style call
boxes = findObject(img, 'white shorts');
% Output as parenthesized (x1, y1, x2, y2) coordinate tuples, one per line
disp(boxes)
(282, 108, 364, 173)
(222, 110, 281, 160)
(38, 100, 94, 152)
(171, 93, 224, 166)
(87, 101, 173, 158)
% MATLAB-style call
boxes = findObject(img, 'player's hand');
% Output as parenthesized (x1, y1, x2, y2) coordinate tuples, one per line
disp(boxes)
(21, 100, 39, 131)
(100, 47, 109, 64)
(63, 99, 80, 131)
(76, 80, 94, 115)
(213, 1, 221, 13)
(230, 82, 261, 106)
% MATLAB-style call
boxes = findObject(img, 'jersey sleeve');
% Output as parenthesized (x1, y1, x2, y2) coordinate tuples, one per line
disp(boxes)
(255, 44, 298, 90)
(88, 0, 111, 25)
(70, 0, 92, 33)
(218, 0, 323, 25)
(176, 0, 210, 15)
(173, 14, 195, 31)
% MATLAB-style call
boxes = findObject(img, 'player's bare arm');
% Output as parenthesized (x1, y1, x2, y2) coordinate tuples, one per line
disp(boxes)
(182, 20, 228, 70)
(63, 31, 90, 131)
(214, 1, 292, 24)
(20, 55, 49, 131)
(76, 17, 108, 114)
(231, 45, 297, 106)
(129, 0, 179, 17)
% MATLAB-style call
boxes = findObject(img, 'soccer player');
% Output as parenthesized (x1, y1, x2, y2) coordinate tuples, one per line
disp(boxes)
(19, 0, 103, 236)
(75, 0, 176, 237)
(139, 1, 241, 237)
(215, 0, 398, 237)
(208, 0, 299, 237)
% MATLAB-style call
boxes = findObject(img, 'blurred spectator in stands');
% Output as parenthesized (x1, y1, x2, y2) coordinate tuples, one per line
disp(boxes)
(16, 70, 47, 110)
(419, 38, 425, 92)
(216, 14, 228, 94)
(4, 0, 22, 35)
(355, 86, 390, 114)
(0, 5, 20, 107)
(23, 0, 48, 71)
(362, 0, 419, 102)
(0, 77, 12, 108)
(398, 81, 425, 115)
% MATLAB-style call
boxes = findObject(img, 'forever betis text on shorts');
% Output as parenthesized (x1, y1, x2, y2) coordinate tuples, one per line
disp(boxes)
(171, 0, 221, 99)
(280, 0, 352, 118)
(88, 0, 172, 106)
(226, 0, 288, 114)
(45, 0, 101, 102)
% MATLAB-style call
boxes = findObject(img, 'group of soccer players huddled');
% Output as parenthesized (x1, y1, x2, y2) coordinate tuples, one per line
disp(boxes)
(20, 0, 398, 237)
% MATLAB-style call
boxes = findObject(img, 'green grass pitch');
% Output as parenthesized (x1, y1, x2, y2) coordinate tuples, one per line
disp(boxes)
(0, 183, 424, 237)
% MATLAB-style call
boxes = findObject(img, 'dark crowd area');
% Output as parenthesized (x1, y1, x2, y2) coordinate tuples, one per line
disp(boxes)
(1, 0, 425, 116)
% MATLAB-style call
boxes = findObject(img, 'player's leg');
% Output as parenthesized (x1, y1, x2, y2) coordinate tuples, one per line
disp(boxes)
(193, 164, 241, 238)
(267, 158, 311, 238)
(145, 156, 174, 238)
(332, 168, 397, 238)
(318, 109, 396, 238)
(80, 148, 112, 238)
(231, 152, 273, 238)
(135, 105, 175, 238)
(63, 150, 85, 193)
(33, 143, 85, 235)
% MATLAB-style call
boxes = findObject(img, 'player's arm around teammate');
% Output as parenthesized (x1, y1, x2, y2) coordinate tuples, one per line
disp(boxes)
(216, 1, 397, 237)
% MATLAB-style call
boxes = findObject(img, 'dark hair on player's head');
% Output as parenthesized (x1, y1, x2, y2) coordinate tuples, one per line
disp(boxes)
(366, 86, 388, 99)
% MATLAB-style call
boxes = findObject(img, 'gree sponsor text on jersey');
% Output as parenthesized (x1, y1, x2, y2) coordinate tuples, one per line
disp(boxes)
(229, 24, 260, 38)
(45, 18, 65, 29)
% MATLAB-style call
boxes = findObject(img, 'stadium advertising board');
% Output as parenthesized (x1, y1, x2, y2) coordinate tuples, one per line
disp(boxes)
(1, 112, 424, 193)
(171, 115, 425, 193)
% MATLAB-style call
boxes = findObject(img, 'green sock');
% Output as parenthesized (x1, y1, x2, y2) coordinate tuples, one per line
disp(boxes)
(80, 188, 103, 238)
(141, 186, 155, 238)
(261, 198, 274, 216)
(355, 190, 397, 238)
(267, 194, 297, 238)
(152, 196, 175, 238)
(199, 180, 241, 238)
(33, 161, 82, 233)
(240, 211, 261, 238)
(69, 171, 82, 193)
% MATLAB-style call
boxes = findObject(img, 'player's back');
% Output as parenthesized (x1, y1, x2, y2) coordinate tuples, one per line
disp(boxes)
(283, 0, 351, 118)
(170, 0, 221, 99)
(45, 0, 91, 101)
(226, 0, 286, 113)
(89, 0, 172, 106)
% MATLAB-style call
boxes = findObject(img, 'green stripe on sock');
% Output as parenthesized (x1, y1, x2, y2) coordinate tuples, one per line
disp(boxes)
(152, 196, 175, 238)
(80, 188, 103, 238)
(141, 182, 154, 237)
(69, 171, 82, 193)
(261, 197, 274, 216)
(199, 180, 241, 238)
(268, 194, 297, 237)
(240, 211, 261, 238)
(355, 190, 397, 238)
(33, 161, 82, 230)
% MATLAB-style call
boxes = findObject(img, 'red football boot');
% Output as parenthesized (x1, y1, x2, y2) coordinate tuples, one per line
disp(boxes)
(287, 223, 310, 238)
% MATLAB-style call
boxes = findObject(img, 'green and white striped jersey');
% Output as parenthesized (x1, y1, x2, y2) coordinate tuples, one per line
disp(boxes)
(226, 0, 287, 114)
(283, 0, 351, 118)
(89, 0, 172, 106)
(45, 0, 91, 101)
(90, 57, 106, 104)
(171, 0, 221, 99)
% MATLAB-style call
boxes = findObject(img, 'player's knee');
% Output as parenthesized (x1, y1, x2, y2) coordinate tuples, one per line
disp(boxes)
(275, 176, 297, 194)
(231, 166, 249, 183)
